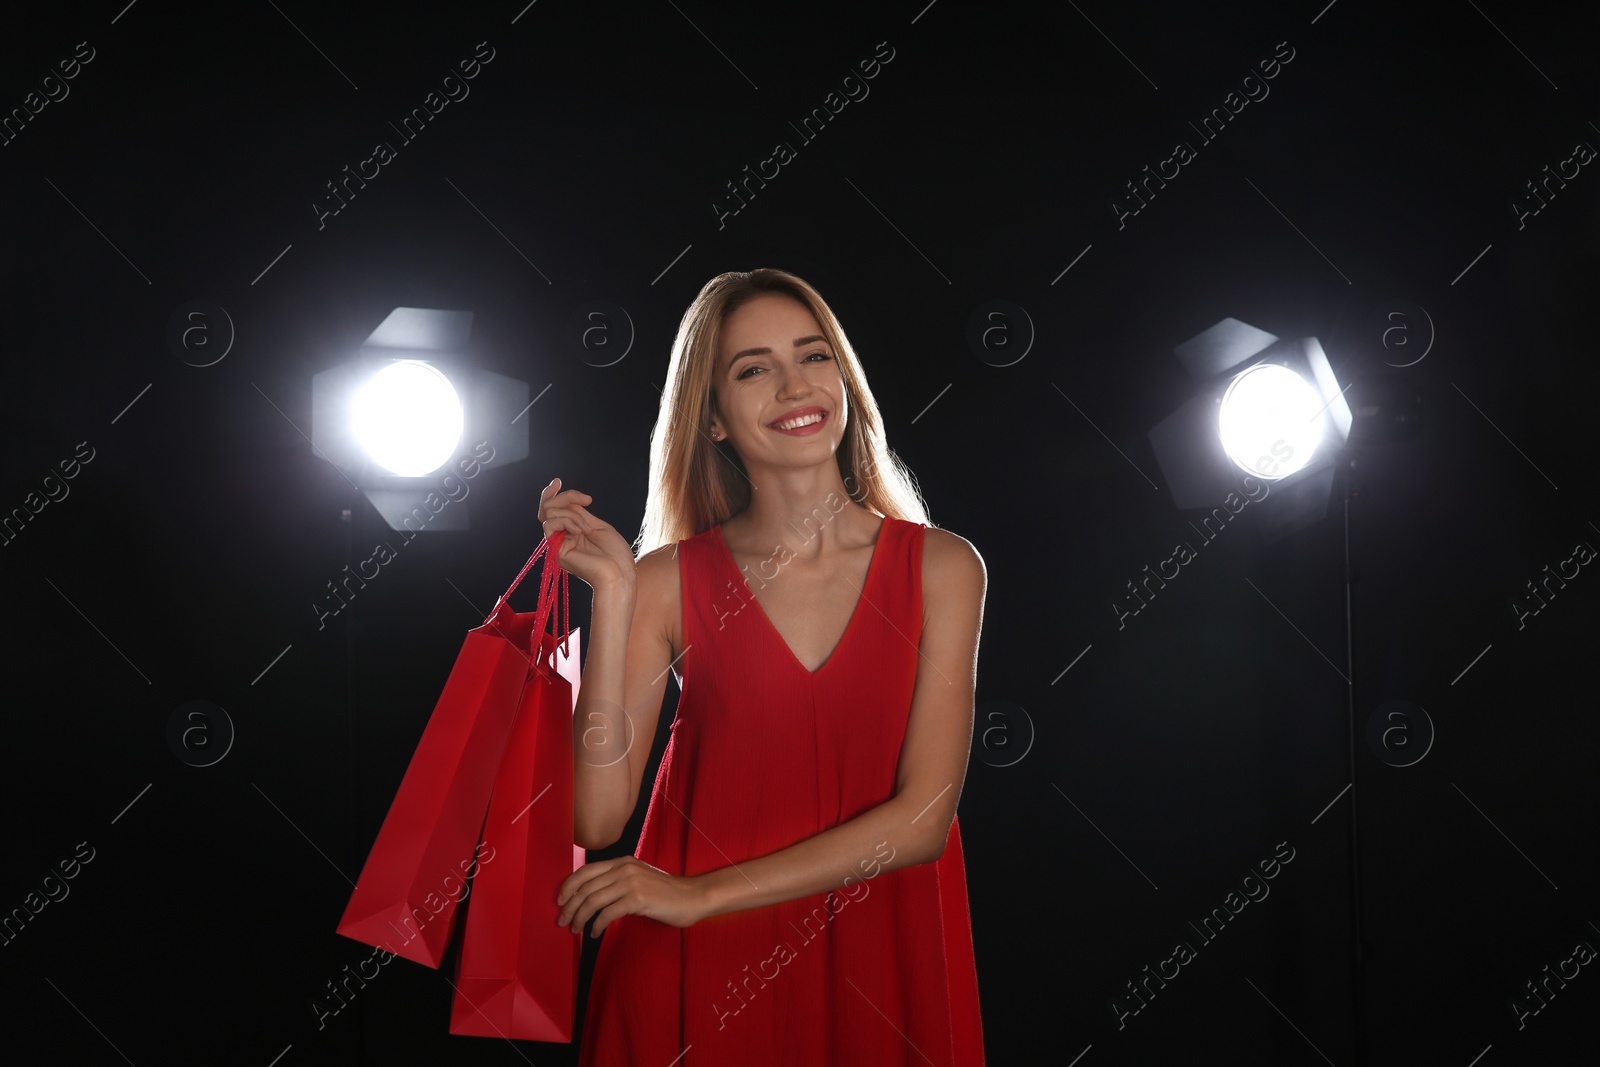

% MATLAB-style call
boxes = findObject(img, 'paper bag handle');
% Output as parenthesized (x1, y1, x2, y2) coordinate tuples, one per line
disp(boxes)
(491, 530, 572, 661)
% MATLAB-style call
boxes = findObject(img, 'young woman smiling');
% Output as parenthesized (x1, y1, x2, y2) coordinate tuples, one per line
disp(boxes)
(540, 268, 987, 1065)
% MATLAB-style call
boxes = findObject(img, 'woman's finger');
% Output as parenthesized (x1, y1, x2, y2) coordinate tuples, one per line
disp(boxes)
(540, 481, 590, 509)
(539, 503, 590, 529)
(540, 508, 579, 531)
(573, 882, 630, 935)
(567, 505, 605, 530)
(540, 493, 594, 519)
(562, 870, 620, 925)
(541, 517, 589, 546)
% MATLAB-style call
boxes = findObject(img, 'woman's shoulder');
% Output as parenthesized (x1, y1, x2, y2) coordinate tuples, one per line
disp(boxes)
(918, 523, 985, 587)
(637, 524, 716, 563)
(634, 538, 688, 602)
(634, 524, 724, 591)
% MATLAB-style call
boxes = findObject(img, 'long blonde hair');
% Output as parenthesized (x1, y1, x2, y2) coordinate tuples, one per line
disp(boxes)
(634, 268, 930, 557)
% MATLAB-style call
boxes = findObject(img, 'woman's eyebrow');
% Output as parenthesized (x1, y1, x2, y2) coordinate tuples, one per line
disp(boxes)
(726, 340, 825, 377)
(729, 335, 828, 364)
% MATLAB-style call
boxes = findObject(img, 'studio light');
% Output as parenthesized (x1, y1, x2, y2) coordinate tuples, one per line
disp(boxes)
(1145, 315, 1408, 1067)
(312, 307, 530, 532)
(1147, 317, 1352, 543)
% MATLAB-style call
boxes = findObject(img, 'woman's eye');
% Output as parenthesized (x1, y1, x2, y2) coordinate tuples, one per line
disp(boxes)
(738, 352, 830, 380)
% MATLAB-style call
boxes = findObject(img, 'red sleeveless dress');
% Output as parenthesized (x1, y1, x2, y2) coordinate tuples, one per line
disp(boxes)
(576, 514, 985, 1065)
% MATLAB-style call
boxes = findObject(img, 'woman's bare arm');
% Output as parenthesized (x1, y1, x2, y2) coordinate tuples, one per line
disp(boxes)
(572, 545, 678, 849)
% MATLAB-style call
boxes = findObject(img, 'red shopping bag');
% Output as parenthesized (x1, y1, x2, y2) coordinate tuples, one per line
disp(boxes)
(336, 533, 572, 969)
(449, 531, 586, 1041)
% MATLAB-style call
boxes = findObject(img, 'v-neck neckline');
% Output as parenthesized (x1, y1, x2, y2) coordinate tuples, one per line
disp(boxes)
(712, 515, 891, 677)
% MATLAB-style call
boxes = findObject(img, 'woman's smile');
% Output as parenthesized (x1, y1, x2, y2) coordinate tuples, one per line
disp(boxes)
(768, 408, 829, 435)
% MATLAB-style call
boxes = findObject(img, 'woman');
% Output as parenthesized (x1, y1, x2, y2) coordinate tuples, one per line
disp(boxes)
(541, 268, 986, 1065)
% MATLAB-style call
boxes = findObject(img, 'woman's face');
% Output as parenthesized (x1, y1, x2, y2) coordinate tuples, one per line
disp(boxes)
(710, 293, 847, 463)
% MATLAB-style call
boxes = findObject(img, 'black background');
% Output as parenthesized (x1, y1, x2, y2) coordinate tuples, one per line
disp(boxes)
(2, 1, 1597, 1064)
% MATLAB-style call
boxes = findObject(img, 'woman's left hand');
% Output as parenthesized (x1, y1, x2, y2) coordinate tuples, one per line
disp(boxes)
(556, 857, 708, 936)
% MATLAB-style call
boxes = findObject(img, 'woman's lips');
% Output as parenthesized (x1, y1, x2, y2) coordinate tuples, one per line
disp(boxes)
(768, 410, 828, 435)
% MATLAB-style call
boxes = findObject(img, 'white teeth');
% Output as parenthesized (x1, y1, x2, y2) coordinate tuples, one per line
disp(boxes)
(773, 412, 824, 430)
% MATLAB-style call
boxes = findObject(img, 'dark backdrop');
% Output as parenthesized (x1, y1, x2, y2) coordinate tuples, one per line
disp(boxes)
(2, 1, 1596, 1064)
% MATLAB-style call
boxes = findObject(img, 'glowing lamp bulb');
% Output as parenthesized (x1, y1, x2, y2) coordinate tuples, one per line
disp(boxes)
(352, 360, 464, 477)
(1218, 363, 1324, 480)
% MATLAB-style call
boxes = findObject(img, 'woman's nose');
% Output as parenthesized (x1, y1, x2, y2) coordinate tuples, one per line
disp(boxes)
(777, 368, 809, 396)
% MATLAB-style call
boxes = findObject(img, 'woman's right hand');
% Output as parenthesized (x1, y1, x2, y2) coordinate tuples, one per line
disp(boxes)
(538, 478, 637, 593)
